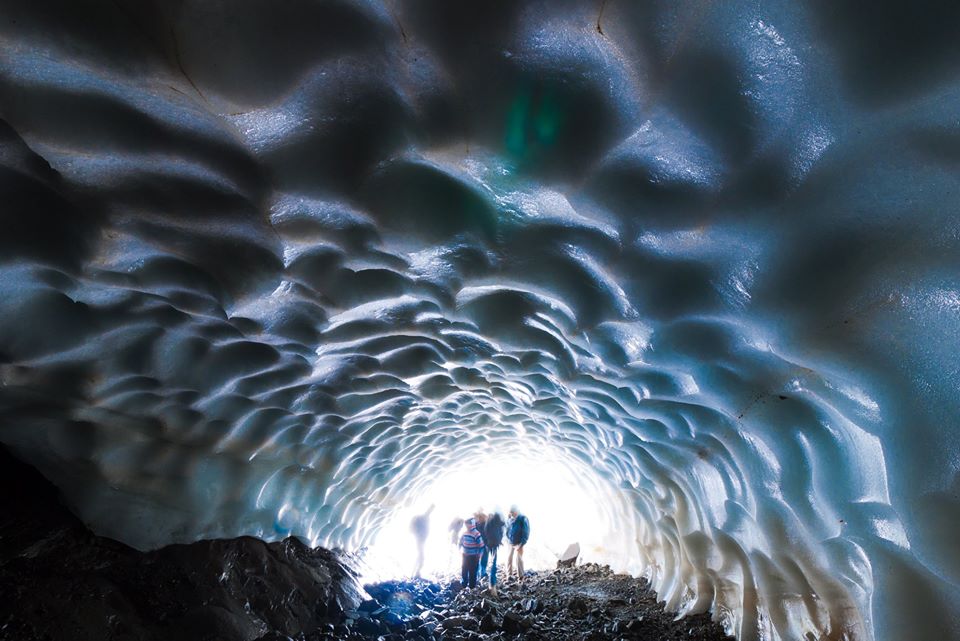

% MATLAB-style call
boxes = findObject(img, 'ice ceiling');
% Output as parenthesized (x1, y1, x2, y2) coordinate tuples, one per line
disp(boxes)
(1, 1, 960, 640)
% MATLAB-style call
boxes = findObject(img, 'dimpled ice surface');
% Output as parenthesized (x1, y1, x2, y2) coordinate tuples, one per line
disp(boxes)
(0, 2, 959, 640)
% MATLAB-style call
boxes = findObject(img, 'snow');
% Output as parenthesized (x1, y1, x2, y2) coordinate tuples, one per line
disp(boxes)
(1, 2, 959, 640)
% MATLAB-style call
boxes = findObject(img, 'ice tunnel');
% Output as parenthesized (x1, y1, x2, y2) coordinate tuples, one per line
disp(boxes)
(1, 1, 959, 640)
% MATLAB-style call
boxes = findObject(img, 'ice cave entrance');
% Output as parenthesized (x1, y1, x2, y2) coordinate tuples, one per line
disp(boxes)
(362, 452, 634, 582)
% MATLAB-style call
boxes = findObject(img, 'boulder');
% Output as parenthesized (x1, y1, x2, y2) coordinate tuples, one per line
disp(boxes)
(557, 543, 580, 568)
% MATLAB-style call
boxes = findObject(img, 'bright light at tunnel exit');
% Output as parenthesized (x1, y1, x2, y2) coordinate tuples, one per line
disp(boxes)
(362, 454, 619, 583)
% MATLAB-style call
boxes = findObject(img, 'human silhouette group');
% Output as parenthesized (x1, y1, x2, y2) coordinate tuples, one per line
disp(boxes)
(410, 505, 530, 596)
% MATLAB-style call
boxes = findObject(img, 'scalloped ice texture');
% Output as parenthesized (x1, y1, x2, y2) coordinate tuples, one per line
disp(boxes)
(0, 1, 959, 640)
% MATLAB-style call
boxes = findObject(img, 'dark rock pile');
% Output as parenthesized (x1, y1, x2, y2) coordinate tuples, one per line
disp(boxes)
(321, 565, 735, 641)
(0, 446, 362, 641)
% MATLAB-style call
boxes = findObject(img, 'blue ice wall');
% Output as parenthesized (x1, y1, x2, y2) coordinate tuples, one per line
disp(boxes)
(1, 2, 959, 640)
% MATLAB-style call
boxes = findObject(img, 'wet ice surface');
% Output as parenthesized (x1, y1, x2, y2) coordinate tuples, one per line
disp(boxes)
(1, 1, 960, 640)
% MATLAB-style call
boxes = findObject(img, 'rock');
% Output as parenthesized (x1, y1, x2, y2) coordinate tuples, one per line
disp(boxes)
(500, 612, 521, 634)
(439, 615, 476, 630)
(626, 617, 647, 632)
(359, 599, 382, 613)
(479, 612, 498, 633)
(557, 543, 580, 568)
(381, 611, 404, 627)
(351, 616, 382, 636)
(567, 596, 590, 616)
(253, 633, 295, 641)
(471, 599, 493, 616)
(0, 447, 364, 641)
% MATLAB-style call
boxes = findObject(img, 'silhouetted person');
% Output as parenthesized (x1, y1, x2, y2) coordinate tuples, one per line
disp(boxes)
(481, 511, 506, 595)
(474, 509, 488, 582)
(410, 504, 434, 577)
(459, 517, 485, 588)
(446, 515, 464, 568)
(448, 516, 464, 545)
(506, 505, 530, 583)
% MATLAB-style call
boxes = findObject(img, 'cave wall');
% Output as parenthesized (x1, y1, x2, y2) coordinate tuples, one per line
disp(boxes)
(1, 2, 960, 640)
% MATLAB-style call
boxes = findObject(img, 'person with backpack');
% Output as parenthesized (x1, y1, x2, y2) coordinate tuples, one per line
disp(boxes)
(459, 517, 485, 589)
(473, 510, 488, 581)
(506, 505, 530, 583)
(480, 510, 506, 595)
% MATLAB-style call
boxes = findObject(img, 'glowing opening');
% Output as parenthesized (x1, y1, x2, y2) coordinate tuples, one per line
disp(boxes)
(362, 452, 632, 582)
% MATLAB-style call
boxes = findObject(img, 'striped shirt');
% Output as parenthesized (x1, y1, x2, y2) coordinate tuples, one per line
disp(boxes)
(460, 528, 485, 556)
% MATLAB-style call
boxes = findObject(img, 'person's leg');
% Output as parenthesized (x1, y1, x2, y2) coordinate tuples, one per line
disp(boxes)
(414, 540, 424, 577)
(479, 548, 488, 583)
(516, 545, 525, 581)
(461, 554, 469, 586)
(488, 548, 499, 595)
(506, 544, 516, 578)
(468, 555, 480, 588)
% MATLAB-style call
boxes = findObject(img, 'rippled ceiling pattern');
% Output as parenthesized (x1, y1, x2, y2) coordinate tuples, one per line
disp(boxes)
(2, 1, 960, 640)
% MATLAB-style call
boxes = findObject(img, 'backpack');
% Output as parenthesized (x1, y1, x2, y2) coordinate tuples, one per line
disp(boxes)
(509, 514, 529, 544)
(484, 513, 505, 549)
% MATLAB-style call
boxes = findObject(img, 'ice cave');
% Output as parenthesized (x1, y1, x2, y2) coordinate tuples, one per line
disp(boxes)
(1, 1, 959, 640)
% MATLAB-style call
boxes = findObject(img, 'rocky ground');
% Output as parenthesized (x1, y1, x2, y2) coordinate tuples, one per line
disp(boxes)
(317, 566, 735, 641)
(0, 445, 733, 641)
(0, 445, 362, 641)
